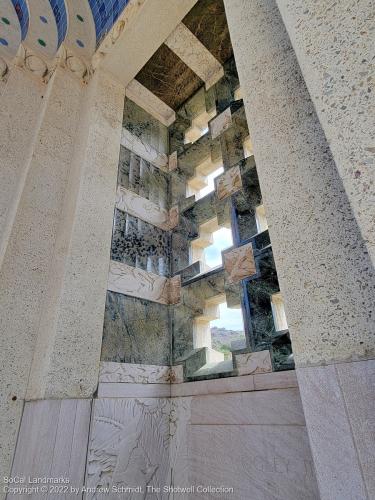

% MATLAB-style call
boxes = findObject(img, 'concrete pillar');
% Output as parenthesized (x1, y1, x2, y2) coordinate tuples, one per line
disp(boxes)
(27, 69, 125, 400)
(0, 66, 124, 488)
(224, 1, 375, 499)
(276, 0, 375, 269)
(0, 68, 46, 268)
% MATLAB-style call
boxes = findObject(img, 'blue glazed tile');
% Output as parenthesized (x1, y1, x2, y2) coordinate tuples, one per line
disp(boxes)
(10, 0, 29, 40)
(48, 0, 67, 48)
(88, 0, 129, 46)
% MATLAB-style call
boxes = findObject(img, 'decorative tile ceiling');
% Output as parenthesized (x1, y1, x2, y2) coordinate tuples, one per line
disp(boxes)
(0, 0, 129, 61)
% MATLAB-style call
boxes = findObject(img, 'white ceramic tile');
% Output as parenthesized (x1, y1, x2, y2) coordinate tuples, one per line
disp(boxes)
(116, 186, 170, 230)
(253, 370, 298, 390)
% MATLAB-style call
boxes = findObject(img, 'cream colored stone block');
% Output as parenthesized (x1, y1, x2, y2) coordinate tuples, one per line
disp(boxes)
(169, 397, 192, 491)
(0, 68, 85, 485)
(223, 242, 256, 284)
(116, 186, 170, 230)
(253, 370, 298, 391)
(169, 275, 182, 305)
(210, 107, 233, 139)
(216, 164, 242, 200)
(98, 382, 171, 398)
(108, 260, 169, 303)
(99, 362, 171, 384)
(297, 364, 368, 500)
(188, 423, 319, 499)
(234, 350, 272, 376)
(191, 388, 306, 426)
(168, 205, 179, 230)
(99, 363, 184, 386)
(9, 400, 91, 499)
(108, 261, 181, 305)
(125, 79, 175, 126)
(165, 23, 224, 89)
(171, 374, 255, 397)
(0, 67, 45, 269)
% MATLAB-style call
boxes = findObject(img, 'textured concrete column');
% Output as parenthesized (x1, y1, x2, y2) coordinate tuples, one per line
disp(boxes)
(0, 66, 84, 491)
(276, 0, 375, 268)
(224, 1, 375, 499)
(0, 67, 46, 268)
(27, 69, 125, 400)
(0, 67, 124, 489)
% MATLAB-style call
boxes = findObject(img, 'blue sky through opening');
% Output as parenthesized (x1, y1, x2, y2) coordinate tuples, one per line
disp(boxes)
(204, 227, 233, 267)
(211, 302, 245, 331)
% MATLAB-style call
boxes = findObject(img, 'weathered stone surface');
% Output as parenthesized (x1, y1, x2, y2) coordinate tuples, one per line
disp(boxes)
(225, 0, 375, 366)
(276, 0, 375, 269)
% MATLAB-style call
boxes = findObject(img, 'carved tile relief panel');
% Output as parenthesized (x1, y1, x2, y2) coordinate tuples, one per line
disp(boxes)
(216, 164, 242, 200)
(85, 398, 170, 499)
(223, 242, 256, 284)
